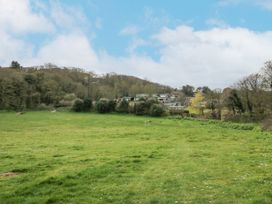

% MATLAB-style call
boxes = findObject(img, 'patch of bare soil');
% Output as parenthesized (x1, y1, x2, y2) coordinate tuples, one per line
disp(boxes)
(0, 172, 18, 177)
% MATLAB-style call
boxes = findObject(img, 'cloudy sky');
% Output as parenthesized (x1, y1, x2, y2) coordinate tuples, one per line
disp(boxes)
(1, 0, 272, 88)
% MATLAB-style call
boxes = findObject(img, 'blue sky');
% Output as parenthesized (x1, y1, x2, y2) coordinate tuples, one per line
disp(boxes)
(60, 0, 272, 52)
(51, 0, 272, 56)
(1, 0, 272, 88)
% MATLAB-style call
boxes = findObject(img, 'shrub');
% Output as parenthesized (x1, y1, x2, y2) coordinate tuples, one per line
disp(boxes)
(149, 104, 165, 117)
(82, 98, 92, 112)
(223, 113, 264, 123)
(169, 109, 184, 116)
(108, 100, 116, 112)
(261, 115, 272, 131)
(133, 99, 158, 115)
(72, 99, 84, 112)
(96, 98, 110, 113)
(63, 93, 77, 101)
(146, 98, 158, 108)
(116, 99, 129, 113)
(128, 102, 136, 113)
(134, 101, 147, 115)
(59, 93, 77, 107)
(37, 103, 53, 111)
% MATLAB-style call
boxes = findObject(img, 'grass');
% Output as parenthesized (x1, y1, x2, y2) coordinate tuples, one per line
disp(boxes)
(0, 112, 272, 204)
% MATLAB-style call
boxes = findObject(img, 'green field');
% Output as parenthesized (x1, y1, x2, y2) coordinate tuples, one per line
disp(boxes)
(0, 112, 272, 204)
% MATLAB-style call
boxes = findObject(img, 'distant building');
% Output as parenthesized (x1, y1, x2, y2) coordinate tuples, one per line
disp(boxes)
(133, 93, 184, 110)
(184, 97, 193, 107)
(122, 96, 134, 102)
(135, 94, 149, 101)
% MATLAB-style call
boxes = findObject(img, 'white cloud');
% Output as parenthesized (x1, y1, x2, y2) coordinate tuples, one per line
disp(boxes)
(27, 33, 98, 68)
(1, 0, 272, 89)
(96, 26, 272, 88)
(0, 30, 32, 65)
(0, 0, 93, 67)
(149, 26, 272, 87)
(0, 0, 54, 33)
(120, 25, 140, 36)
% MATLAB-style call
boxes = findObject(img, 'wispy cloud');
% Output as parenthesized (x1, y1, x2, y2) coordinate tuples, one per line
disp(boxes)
(256, 0, 272, 10)
(217, 0, 272, 10)
(120, 25, 140, 36)
(216, 0, 243, 7)
(126, 38, 147, 54)
(206, 18, 229, 28)
(143, 7, 170, 28)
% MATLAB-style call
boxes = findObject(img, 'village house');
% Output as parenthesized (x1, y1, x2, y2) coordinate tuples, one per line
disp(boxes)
(135, 94, 149, 101)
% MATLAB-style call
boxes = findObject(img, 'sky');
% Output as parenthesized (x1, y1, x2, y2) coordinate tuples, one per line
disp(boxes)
(1, 0, 272, 88)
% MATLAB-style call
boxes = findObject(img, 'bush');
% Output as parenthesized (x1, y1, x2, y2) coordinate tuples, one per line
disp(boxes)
(82, 98, 92, 112)
(146, 98, 158, 108)
(36, 103, 53, 111)
(149, 104, 165, 117)
(223, 113, 265, 123)
(261, 115, 272, 131)
(169, 109, 183, 116)
(128, 102, 136, 113)
(116, 99, 129, 113)
(58, 93, 77, 107)
(134, 101, 147, 115)
(108, 100, 116, 112)
(133, 99, 158, 115)
(63, 93, 77, 101)
(72, 99, 84, 112)
(96, 98, 110, 113)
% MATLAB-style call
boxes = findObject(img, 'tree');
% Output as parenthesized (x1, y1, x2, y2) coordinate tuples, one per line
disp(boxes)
(197, 86, 212, 95)
(181, 85, 194, 97)
(206, 89, 222, 119)
(10, 61, 22, 69)
(0, 77, 27, 111)
(24, 74, 37, 108)
(238, 73, 264, 115)
(190, 91, 205, 115)
(262, 61, 272, 111)
(262, 60, 272, 91)
(224, 89, 244, 114)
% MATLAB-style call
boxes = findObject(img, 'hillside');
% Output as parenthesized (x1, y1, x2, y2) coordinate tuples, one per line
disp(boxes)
(0, 66, 173, 110)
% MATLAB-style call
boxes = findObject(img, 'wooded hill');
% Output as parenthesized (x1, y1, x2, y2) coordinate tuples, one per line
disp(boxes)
(0, 65, 173, 111)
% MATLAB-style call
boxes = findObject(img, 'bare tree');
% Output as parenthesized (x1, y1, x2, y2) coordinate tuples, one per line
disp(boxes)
(238, 73, 265, 116)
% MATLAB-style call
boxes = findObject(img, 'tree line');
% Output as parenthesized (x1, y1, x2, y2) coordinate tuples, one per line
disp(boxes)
(185, 61, 272, 123)
(1, 61, 271, 125)
(224, 61, 272, 121)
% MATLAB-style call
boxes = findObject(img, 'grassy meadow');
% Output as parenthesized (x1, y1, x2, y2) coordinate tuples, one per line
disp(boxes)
(0, 112, 272, 204)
